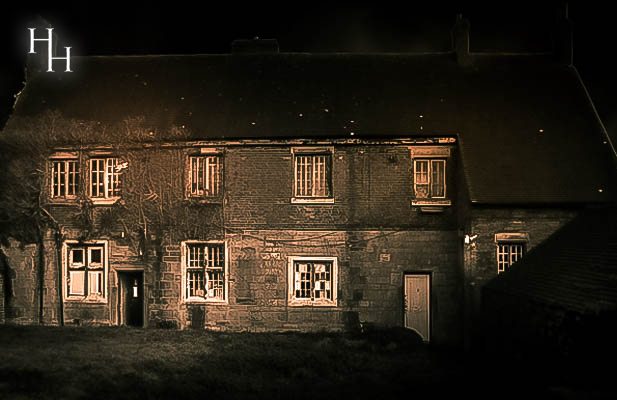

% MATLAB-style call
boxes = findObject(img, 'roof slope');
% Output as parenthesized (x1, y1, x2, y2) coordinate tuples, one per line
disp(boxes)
(484, 207, 617, 314)
(9, 53, 616, 203)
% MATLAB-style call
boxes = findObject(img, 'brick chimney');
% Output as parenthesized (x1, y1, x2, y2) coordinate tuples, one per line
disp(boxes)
(452, 14, 472, 67)
(554, 3, 573, 65)
(231, 37, 279, 54)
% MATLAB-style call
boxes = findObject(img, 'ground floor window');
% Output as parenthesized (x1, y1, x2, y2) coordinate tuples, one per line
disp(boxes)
(65, 242, 107, 301)
(182, 241, 226, 302)
(288, 256, 337, 306)
(497, 243, 525, 274)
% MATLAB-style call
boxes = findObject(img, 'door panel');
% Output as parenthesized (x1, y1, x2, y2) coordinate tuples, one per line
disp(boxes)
(404, 274, 430, 341)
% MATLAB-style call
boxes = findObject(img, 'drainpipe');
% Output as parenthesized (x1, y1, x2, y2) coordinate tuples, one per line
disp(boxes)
(55, 231, 64, 326)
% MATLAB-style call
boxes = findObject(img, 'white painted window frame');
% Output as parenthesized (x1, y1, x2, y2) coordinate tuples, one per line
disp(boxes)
(287, 256, 338, 307)
(412, 158, 446, 200)
(89, 157, 122, 203)
(62, 240, 109, 303)
(187, 153, 223, 198)
(50, 159, 79, 199)
(291, 147, 335, 204)
(495, 238, 526, 274)
(181, 240, 228, 304)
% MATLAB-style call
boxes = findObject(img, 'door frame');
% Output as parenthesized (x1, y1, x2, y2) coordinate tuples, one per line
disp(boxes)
(116, 269, 145, 327)
(403, 272, 432, 342)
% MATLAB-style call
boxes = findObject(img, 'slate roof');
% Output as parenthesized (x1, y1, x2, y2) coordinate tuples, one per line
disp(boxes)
(484, 207, 617, 314)
(9, 52, 617, 204)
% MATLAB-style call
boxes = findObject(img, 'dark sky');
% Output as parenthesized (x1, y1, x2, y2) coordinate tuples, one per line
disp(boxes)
(1, 2, 615, 143)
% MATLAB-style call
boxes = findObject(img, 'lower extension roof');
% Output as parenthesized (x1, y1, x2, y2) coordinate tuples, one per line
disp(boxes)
(9, 52, 617, 204)
(484, 206, 617, 315)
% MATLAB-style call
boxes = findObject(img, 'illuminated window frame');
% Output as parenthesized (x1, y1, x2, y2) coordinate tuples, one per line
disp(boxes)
(291, 147, 334, 204)
(89, 158, 122, 200)
(63, 241, 108, 303)
(287, 256, 338, 306)
(181, 241, 228, 303)
(51, 159, 79, 199)
(187, 154, 223, 198)
(413, 159, 446, 200)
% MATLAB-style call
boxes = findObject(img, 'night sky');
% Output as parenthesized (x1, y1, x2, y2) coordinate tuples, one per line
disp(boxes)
(2, 2, 615, 144)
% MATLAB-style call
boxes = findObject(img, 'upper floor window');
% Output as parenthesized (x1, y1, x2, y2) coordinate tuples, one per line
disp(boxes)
(182, 241, 226, 302)
(292, 148, 333, 203)
(414, 159, 445, 199)
(90, 158, 122, 199)
(51, 159, 79, 198)
(65, 242, 107, 302)
(189, 155, 222, 198)
(288, 256, 337, 306)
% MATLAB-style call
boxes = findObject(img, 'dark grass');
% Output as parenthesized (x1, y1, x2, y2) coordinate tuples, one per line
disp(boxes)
(0, 325, 613, 400)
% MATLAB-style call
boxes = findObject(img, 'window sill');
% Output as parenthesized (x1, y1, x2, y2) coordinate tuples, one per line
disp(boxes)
(89, 197, 121, 205)
(185, 196, 224, 203)
(291, 197, 335, 204)
(411, 199, 451, 207)
(288, 300, 337, 307)
(64, 297, 107, 303)
(47, 197, 79, 205)
(184, 298, 228, 304)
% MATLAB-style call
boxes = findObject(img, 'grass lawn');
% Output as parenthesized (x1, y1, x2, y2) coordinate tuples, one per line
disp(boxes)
(0, 325, 613, 400)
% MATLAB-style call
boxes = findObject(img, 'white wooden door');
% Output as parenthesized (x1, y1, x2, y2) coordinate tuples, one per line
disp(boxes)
(404, 274, 430, 341)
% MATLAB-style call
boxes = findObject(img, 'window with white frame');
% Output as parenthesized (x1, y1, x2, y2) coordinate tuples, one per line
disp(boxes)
(183, 242, 226, 301)
(51, 159, 79, 198)
(288, 257, 337, 306)
(65, 244, 106, 300)
(293, 150, 333, 201)
(413, 159, 445, 199)
(188, 155, 222, 197)
(497, 242, 525, 274)
(90, 158, 122, 199)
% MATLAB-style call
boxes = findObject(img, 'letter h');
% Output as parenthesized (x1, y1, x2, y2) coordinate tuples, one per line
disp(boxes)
(28, 28, 72, 72)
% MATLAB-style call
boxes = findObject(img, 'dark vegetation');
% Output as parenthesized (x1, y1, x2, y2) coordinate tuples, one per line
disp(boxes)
(0, 325, 614, 400)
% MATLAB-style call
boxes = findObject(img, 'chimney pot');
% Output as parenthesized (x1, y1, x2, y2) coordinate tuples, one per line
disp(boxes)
(452, 14, 472, 67)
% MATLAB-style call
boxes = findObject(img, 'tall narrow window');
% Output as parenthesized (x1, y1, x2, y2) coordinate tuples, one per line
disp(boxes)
(183, 242, 226, 301)
(497, 243, 525, 274)
(51, 160, 79, 198)
(189, 155, 222, 197)
(413, 159, 446, 199)
(90, 158, 122, 199)
(66, 244, 106, 300)
(293, 152, 332, 200)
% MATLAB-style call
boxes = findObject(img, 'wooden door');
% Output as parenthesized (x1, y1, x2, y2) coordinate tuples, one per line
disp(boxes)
(404, 274, 430, 341)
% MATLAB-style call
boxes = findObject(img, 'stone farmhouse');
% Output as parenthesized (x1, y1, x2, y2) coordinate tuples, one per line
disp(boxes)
(1, 14, 615, 348)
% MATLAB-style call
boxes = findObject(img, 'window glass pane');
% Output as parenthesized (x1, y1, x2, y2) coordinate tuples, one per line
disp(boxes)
(90, 248, 102, 265)
(295, 154, 331, 197)
(71, 249, 84, 266)
(187, 270, 205, 297)
(431, 160, 445, 197)
(88, 271, 103, 295)
(69, 271, 85, 295)
(295, 262, 312, 298)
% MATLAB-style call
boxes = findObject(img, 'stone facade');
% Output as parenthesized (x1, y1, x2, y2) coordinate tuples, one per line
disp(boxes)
(0, 140, 585, 348)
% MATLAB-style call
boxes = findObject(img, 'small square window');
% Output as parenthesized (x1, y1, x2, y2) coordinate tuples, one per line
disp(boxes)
(413, 159, 446, 199)
(288, 256, 337, 306)
(496, 243, 525, 274)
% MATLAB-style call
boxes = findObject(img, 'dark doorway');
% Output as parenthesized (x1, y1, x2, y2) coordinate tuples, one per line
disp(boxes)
(118, 271, 143, 327)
